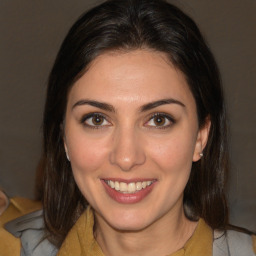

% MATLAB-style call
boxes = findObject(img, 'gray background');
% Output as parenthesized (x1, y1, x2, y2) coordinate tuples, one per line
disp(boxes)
(0, 0, 255, 231)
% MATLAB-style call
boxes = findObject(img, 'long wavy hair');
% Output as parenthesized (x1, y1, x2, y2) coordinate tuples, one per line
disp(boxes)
(42, 0, 229, 247)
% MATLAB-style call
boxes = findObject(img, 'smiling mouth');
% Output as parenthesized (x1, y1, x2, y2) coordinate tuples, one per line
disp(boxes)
(104, 180, 154, 194)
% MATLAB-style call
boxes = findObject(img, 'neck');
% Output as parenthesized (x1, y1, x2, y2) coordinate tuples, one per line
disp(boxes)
(94, 206, 198, 256)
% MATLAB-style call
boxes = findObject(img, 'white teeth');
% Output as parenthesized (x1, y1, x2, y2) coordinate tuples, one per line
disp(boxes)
(114, 181, 120, 191)
(128, 183, 136, 193)
(120, 182, 127, 192)
(105, 180, 153, 193)
(109, 180, 115, 188)
(136, 182, 142, 191)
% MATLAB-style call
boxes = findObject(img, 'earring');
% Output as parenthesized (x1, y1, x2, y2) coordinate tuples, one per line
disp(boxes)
(199, 152, 203, 157)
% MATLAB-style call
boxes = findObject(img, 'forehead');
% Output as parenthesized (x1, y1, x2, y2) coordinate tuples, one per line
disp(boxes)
(68, 50, 195, 109)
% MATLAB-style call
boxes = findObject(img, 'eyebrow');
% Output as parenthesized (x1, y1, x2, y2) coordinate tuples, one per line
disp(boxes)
(72, 98, 185, 112)
(72, 100, 115, 112)
(140, 98, 185, 112)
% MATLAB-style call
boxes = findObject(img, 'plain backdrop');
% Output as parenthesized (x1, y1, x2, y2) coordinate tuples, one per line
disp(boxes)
(0, 0, 255, 231)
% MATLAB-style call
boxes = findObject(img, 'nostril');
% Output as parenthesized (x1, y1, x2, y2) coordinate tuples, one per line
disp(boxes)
(109, 148, 146, 172)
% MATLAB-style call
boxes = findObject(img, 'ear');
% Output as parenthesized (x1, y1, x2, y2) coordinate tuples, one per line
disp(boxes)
(62, 123, 70, 161)
(64, 141, 70, 161)
(193, 117, 211, 162)
(64, 144, 70, 161)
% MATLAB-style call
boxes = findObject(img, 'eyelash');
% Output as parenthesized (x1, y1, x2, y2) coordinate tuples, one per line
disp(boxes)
(145, 113, 175, 129)
(81, 113, 111, 129)
(80, 112, 175, 129)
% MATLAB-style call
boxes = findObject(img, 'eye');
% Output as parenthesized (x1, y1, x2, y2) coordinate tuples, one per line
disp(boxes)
(145, 113, 174, 128)
(81, 113, 111, 128)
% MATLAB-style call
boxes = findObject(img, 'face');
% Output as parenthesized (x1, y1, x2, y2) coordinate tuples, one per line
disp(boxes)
(64, 50, 209, 232)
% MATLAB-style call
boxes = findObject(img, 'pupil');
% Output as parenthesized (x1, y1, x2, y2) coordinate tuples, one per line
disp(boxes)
(154, 116, 165, 126)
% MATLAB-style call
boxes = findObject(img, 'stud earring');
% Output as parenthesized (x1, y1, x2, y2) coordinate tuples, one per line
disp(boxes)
(199, 152, 203, 157)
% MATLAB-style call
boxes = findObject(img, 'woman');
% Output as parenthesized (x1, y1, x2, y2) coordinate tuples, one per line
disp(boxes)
(2, 0, 255, 255)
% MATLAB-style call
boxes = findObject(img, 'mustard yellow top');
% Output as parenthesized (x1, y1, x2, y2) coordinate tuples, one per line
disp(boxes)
(0, 200, 255, 256)
(58, 207, 212, 256)
(58, 207, 256, 255)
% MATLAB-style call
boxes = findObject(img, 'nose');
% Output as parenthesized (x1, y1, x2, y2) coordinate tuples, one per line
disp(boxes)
(109, 127, 146, 172)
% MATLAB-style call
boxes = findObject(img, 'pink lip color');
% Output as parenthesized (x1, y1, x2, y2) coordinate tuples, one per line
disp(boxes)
(101, 180, 155, 204)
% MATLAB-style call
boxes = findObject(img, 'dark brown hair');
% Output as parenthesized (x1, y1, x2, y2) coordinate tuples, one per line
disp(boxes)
(42, 0, 229, 246)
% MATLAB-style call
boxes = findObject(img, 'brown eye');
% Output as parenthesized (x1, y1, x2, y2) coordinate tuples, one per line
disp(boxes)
(145, 113, 174, 128)
(92, 115, 104, 125)
(82, 113, 111, 128)
(153, 116, 166, 126)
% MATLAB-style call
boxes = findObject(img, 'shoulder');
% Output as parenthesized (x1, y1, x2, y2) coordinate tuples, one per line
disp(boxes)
(0, 197, 43, 256)
(0, 197, 42, 226)
(253, 235, 256, 254)
(4, 209, 57, 256)
(213, 229, 256, 256)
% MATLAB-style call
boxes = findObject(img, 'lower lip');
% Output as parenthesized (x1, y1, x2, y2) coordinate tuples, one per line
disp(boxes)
(101, 180, 155, 204)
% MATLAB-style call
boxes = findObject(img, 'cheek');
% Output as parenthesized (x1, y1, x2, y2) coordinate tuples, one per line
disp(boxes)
(67, 135, 109, 202)
(68, 134, 109, 174)
(147, 131, 196, 173)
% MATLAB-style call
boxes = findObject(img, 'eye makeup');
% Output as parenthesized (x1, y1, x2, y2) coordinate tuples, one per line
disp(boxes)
(144, 112, 176, 130)
(80, 112, 111, 129)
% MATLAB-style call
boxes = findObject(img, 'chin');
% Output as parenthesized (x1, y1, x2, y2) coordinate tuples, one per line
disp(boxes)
(109, 219, 151, 232)
(100, 207, 155, 232)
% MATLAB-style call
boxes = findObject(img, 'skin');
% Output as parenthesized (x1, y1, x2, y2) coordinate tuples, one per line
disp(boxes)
(64, 50, 210, 256)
